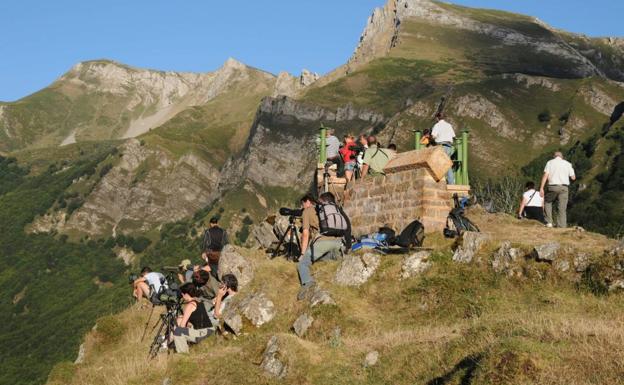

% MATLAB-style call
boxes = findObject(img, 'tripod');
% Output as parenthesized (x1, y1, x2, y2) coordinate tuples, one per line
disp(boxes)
(147, 302, 181, 359)
(271, 215, 301, 262)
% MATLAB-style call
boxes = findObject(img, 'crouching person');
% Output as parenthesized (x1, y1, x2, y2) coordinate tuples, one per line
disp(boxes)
(173, 282, 214, 354)
(132, 266, 165, 304)
(297, 192, 350, 300)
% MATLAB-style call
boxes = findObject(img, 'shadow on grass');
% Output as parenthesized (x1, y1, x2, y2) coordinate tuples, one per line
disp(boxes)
(427, 353, 484, 385)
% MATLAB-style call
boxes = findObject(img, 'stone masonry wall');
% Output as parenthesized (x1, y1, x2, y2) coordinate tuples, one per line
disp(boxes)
(343, 167, 452, 236)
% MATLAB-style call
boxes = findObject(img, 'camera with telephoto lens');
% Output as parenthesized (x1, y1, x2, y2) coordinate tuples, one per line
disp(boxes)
(279, 207, 303, 217)
(348, 144, 365, 155)
(156, 269, 182, 308)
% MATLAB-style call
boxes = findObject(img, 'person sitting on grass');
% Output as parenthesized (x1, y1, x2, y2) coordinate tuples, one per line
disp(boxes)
(132, 266, 165, 304)
(517, 181, 545, 223)
(172, 283, 214, 354)
(213, 274, 238, 319)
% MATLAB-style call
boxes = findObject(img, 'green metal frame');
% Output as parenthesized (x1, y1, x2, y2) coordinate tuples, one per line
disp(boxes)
(319, 124, 327, 164)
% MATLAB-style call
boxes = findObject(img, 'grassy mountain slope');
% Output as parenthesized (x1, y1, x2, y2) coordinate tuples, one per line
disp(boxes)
(46, 209, 624, 385)
(0, 148, 127, 385)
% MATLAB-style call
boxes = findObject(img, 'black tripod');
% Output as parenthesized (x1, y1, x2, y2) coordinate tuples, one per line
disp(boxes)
(147, 302, 181, 359)
(271, 215, 301, 262)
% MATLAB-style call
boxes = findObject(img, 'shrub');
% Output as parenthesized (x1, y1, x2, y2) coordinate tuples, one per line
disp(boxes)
(471, 177, 524, 214)
(131, 236, 152, 253)
(538, 109, 552, 122)
(96, 315, 126, 345)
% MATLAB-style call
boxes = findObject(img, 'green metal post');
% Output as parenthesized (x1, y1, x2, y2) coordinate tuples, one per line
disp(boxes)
(454, 136, 463, 185)
(461, 129, 469, 185)
(414, 130, 422, 150)
(319, 124, 327, 164)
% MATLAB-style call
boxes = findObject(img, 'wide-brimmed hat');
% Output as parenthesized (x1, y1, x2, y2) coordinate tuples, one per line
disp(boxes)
(178, 259, 192, 269)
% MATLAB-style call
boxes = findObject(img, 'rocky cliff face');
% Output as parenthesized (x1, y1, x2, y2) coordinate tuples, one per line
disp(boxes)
(219, 96, 384, 194)
(31, 139, 220, 236)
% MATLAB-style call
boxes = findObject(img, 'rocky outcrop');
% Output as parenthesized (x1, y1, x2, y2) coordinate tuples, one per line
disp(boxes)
(335, 253, 381, 286)
(532, 242, 561, 263)
(261, 336, 288, 378)
(219, 245, 255, 290)
(453, 232, 491, 263)
(454, 94, 514, 138)
(61, 139, 220, 236)
(363, 351, 380, 368)
(491, 241, 522, 276)
(401, 251, 432, 279)
(502, 73, 561, 91)
(309, 286, 336, 307)
(292, 314, 314, 337)
(218, 96, 383, 193)
(238, 292, 276, 327)
(273, 70, 319, 97)
(580, 84, 618, 116)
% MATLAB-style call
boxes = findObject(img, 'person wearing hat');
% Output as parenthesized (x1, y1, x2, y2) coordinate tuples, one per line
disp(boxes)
(177, 259, 196, 284)
(201, 217, 228, 279)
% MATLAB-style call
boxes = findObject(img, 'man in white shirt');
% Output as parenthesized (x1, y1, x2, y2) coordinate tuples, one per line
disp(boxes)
(132, 266, 166, 303)
(431, 113, 456, 184)
(539, 151, 576, 228)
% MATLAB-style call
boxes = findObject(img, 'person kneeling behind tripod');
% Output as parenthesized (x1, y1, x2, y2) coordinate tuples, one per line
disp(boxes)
(297, 193, 347, 301)
(172, 282, 214, 354)
(132, 266, 166, 304)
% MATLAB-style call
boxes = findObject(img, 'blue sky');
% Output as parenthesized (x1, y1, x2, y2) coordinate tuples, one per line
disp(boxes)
(0, 0, 622, 102)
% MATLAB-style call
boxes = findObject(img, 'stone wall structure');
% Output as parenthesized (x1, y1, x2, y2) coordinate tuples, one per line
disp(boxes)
(342, 146, 463, 235)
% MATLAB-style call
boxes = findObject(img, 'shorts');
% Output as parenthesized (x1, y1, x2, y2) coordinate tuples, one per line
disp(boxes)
(344, 161, 356, 171)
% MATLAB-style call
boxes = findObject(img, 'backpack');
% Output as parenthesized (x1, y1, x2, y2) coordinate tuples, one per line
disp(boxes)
(316, 202, 352, 250)
(393, 220, 425, 248)
(203, 227, 227, 252)
(444, 196, 480, 238)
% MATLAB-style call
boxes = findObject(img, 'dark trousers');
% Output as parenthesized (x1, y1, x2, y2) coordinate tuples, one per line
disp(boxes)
(523, 206, 545, 223)
(327, 156, 345, 177)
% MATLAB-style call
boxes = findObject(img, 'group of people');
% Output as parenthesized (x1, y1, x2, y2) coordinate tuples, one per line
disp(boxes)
(324, 129, 397, 182)
(324, 112, 459, 186)
(518, 151, 576, 228)
(131, 217, 236, 353)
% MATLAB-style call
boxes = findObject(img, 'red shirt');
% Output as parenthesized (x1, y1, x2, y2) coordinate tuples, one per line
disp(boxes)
(340, 142, 356, 162)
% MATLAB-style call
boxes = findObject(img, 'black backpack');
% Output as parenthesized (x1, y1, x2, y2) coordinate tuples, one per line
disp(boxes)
(316, 202, 352, 251)
(393, 220, 425, 248)
(444, 195, 479, 238)
(203, 227, 227, 252)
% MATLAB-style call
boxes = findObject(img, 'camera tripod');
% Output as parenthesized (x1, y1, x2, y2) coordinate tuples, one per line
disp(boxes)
(147, 302, 181, 359)
(271, 215, 301, 262)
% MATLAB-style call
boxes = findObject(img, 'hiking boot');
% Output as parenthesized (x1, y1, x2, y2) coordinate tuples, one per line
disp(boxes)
(297, 282, 317, 301)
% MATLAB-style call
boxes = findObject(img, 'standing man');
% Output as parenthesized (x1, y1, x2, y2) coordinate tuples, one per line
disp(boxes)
(296, 193, 345, 300)
(325, 128, 344, 177)
(201, 217, 228, 279)
(431, 113, 456, 185)
(539, 151, 576, 228)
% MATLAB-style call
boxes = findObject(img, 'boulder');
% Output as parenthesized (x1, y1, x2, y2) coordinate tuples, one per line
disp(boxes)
(554, 259, 571, 272)
(453, 232, 490, 263)
(401, 251, 432, 279)
(261, 336, 288, 378)
(363, 351, 380, 368)
(309, 286, 336, 307)
(573, 252, 591, 272)
(222, 311, 243, 335)
(609, 279, 624, 292)
(533, 242, 561, 262)
(292, 314, 314, 337)
(251, 222, 277, 249)
(238, 292, 276, 327)
(335, 253, 380, 287)
(219, 245, 254, 289)
(491, 241, 522, 276)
